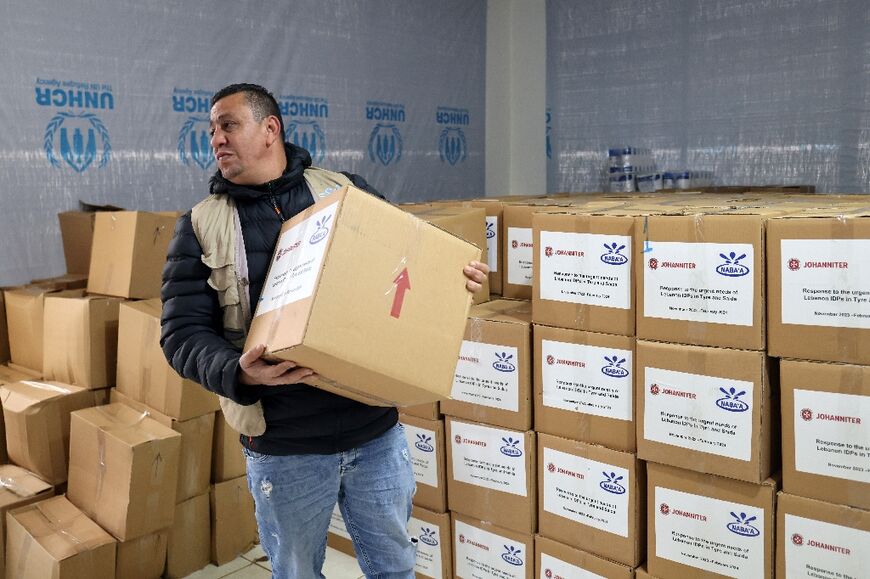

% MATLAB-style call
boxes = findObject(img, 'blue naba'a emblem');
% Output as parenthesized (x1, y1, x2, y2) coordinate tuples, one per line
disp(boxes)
(727, 512, 760, 537)
(601, 242, 629, 265)
(501, 545, 523, 566)
(439, 127, 467, 166)
(414, 433, 434, 453)
(368, 123, 403, 166)
(500, 437, 522, 458)
(716, 387, 750, 412)
(716, 251, 750, 277)
(44, 112, 111, 173)
(486, 221, 495, 240)
(178, 116, 214, 170)
(492, 352, 516, 373)
(286, 120, 326, 164)
(309, 215, 332, 245)
(419, 527, 438, 547)
(599, 471, 627, 495)
(601, 355, 630, 378)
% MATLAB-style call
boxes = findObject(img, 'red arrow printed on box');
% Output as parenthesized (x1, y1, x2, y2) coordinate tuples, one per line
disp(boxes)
(390, 268, 411, 318)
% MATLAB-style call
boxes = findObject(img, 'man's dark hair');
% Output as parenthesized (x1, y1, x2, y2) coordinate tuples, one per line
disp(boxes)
(212, 83, 284, 137)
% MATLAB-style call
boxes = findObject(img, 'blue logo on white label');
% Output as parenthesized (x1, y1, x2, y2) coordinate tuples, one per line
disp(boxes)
(599, 471, 627, 495)
(439, 127, 467, 165)
(601, 242, 629, 265)
(414, 434, 434, 453)
(309, 215, 332, 244)
(601, 355, 630, 378)
(716, 387, 750, 412)
(716, 252, 750, 277)
(486, 221, 495, 240)
(419, 527, 438, 546)
(44, 112, 111, 173)
(178, 116, 214, 170)
(501, 545, 523, 566)
(500, 437, 522, 458)
(286, 120, 326, 164)
(727, 512, 760, 537)
(492, 352, 516, 373)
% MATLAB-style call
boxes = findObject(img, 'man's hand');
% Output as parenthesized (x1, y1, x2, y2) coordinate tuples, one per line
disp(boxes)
(239, 343, 318, 386)
(463, 260, 490, 293)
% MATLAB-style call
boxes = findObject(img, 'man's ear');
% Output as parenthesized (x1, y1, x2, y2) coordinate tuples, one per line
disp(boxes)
(265, 116, 282, 146)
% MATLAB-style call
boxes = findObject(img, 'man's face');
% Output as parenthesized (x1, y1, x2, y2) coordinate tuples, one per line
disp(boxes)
(209, 92, 271, 184)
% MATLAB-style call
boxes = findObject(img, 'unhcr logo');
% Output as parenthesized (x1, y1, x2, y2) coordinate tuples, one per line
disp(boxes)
(436, 106, 469, 166)
(282, 95, 329, 163)
(173, 88, 214, 170)
(367, 101, 405, 166)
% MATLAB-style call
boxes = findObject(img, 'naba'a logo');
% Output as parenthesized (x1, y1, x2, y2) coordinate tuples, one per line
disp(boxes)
(309, 215, 332, 245)
(716, 251, 750, 277)
(492, 352, 516, 373)
(727, 512, 760, 537)
(439, 127, 467, 165)
(419, 527, 438, 546)
(178, 116, 214, 170)
(486, 221, 495, 240)
(44, 112, 110, 173)
(601, 355, 629, 378)
(599, 471, 626, 495)
(414, 434, 434, 453)
(716, 387, 749, 412)
(286, 120, 326, 164)
(601, 242, 628, 265)
(368, 123, 403, 166)
(500, 437, 522, 458)
(501, 545, 523, 566)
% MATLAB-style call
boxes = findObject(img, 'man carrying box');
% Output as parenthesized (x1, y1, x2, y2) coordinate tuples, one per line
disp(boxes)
(160, 83, 488, 579)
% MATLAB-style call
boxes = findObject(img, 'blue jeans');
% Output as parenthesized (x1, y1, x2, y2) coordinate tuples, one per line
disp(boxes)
(244, 423, 417, 579)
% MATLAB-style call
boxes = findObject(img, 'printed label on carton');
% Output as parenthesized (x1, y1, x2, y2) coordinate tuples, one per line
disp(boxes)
(451, 422, 527, 497)
(455, 520, 527, 579)
(780, 239, 870, 329)
(793, 389, 870, 483)
(540, 553, 605, 579)
(785, 514, 869, 579)
(643, 242, 754, 326)
(542, 447, 630, 537)
(257, 203, 338, 315)
(486, 216, 499, 273)
(409, 516, 444, 579)
(541, 340, 632, 421)
(329, 504, 350, 540)
(402, 423, 439, 488)
(539, 232, 631, 309)
(453, 341, 520, 412)
(644, 367, 753, 461)
(507, 227, 533, 286)
(655, 486, 764, 577)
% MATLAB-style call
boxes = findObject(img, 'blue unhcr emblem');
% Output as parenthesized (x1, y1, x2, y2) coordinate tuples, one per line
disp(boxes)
(178, 116, 214, 170)
(439, 127, 467, 166)
(368, 123, 403, 166)
(286, 120, 326, 164)
(44, 112, 111, 173)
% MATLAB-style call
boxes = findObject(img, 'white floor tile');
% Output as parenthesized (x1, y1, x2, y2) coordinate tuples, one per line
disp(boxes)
(323, 546, 365, 578)
(182, 556, 251, 579)
(242, 544, 268, 565)
(222, 563, 272, 578)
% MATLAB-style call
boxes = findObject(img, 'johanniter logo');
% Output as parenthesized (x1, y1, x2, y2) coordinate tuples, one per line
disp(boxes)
(501, 545, 523, 566)
(601, 242, 628, 265)
(436, 106, 469, 166)
(716, 387, 749, 412)
(309, 215, 332, 244)
(281, 95, 329, 163)
(601, 355, 629, 378)
(414, 433, 434, 453)
(599, 471, 627, 495)
(716, 251, 750, 277)
(366, 101, 405, 166)
(418, 527, 438, 546)
(173, 88, 214, 170)
(499, 437, 522, 457)
(492, 352, 516, 373)
(727, 512, 760, 537)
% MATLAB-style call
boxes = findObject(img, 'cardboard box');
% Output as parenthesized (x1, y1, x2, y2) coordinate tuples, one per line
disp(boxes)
(535, 535, 634, 579)
(57, 202, 123, 275)
(537, 434, 644, 567)
(446, 418, 536, 534)
(647, 462, 776, 579)
(534, 325, 636, 452)
(400, 414, 447, 513)
(777, 492, 870, 579)
(210, 476, 257, 565)
(245, 185, 480, 407)
(29, 273, 88, 291)
(442, 299, 533, 431)
(1, 380, 99, 484)
(636, 340, 775, 483)
(409, 506, 452, 579)
(402, 403, 441, 421)
(165, 492, 210, 578)
(116, 531, 167, 579)
(87, 210, 178, 299)
(211, 412, 245, 483)
(326, 503, 355, 557)
(502, 201, 566, 300)
(5, 496, 116, 579)
(111, 389, 214, 502)
(116, 299, 220, 420)
(67, 403, 182, 540)
(43, 290, 123, 389)
(0, 465, 54, 578)
(634, 565, 654, 578)
(767, 208, 870, 365)
(452, 513, 534, 579)
(3, 285, 60, 372)
(781, 359, 870, 510)
(0, 364, 40, 384)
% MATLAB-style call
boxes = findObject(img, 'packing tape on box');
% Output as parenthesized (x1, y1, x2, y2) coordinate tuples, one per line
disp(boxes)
(0, 475, 36, 498)
(20, 380, 73, 394)
(13, 502, 94, 578)
(93, 407, 151, 508)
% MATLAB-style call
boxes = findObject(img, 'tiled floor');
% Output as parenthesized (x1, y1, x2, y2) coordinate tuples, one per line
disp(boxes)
(183, 545, 366, 579)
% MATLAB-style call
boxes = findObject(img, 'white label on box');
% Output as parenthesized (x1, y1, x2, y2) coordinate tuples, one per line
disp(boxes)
(409, 516, 444, 579)
(507, 227, 533, 286)
(541, 339, 633, 421)
(452, 341, 520, 412)
(785, 514, 869, 579)
(256, 203, 338, 316)
(402, 423, 439, 488)
(329, 504, 351, 540)
(644, 367, 754, 461)
(643, 242, 754, 326)
(455, 520, 527, 579)
(655, 486, 765, 578)
(793, 389, 870, 483)
(450, 421, 527, 497)
(780, 239, 870, 329)
(539, 231, 631, 309)
(542, 447, 630, 538)
(540, 553, 605, 579)
(486, 216, 499, 273)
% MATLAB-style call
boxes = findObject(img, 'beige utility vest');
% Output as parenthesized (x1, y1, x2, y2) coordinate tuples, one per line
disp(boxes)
(191, 167, 352, 436)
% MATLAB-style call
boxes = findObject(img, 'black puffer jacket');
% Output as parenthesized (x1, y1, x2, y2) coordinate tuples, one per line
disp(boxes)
(160, 143, 397, 455)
